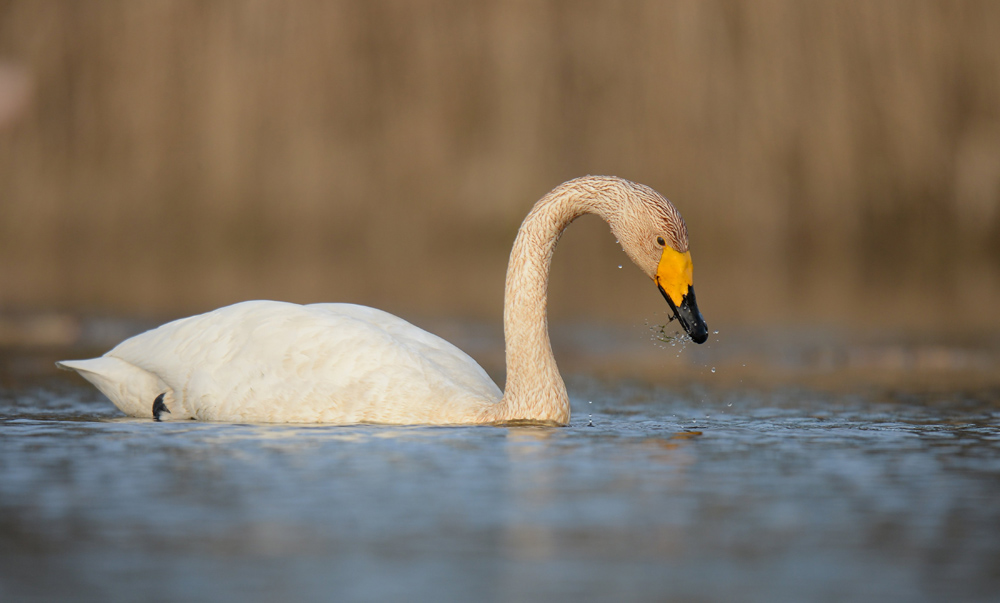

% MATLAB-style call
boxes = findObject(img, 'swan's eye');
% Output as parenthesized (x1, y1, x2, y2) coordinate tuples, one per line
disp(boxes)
(656, 236, 666, 247)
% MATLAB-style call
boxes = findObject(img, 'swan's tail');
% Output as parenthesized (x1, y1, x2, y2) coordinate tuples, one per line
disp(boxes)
(57, 356, 169, 418)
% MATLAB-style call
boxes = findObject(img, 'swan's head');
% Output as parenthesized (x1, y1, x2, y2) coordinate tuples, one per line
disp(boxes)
(607, 179, 709, 344)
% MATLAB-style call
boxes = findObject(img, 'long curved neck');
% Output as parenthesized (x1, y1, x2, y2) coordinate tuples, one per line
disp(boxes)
(489, 179, 620, 424)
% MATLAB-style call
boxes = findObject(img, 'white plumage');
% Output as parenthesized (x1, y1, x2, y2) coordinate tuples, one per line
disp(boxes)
(58, 301, 501, 423)
(58, 176, 706, 425)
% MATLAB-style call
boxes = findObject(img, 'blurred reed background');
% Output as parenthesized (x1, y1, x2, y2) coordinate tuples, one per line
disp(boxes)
(1, 0, 998, 333)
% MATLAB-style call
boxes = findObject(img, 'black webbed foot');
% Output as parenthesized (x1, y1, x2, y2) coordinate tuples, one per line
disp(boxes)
(152, 393, 170, 422)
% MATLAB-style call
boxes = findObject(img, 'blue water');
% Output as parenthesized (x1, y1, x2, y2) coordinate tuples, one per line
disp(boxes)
(1, 346, 999, 602)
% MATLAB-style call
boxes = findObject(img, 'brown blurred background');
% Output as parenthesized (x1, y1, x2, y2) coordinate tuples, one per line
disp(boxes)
(1, 0, 999, 334)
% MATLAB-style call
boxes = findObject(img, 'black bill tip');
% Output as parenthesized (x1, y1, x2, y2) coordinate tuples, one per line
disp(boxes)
(658, 284, 709, 344)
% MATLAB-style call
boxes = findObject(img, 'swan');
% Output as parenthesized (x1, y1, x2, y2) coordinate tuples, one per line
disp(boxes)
(56, 176, 708, 425)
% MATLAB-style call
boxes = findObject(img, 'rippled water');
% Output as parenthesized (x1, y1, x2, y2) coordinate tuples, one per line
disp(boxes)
(2, 338, 1000, 602)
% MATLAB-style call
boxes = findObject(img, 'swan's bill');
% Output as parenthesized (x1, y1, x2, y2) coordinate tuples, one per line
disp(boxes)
(655, 248, 708, 344)
(659, 284, 708, 344)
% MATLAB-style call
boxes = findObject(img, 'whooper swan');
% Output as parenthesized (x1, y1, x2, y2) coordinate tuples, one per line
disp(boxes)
(57, 176, 708, 425)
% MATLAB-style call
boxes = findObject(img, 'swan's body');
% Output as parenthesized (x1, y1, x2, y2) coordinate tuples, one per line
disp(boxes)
(58, 176, 707, 425)
(59, 301, 502, 423)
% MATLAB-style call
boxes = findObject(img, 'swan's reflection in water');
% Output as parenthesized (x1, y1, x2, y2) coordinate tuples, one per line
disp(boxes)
(499, 427, 699, 563)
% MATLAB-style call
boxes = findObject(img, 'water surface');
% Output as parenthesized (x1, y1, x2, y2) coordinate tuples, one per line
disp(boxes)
(1, 335, 999, 602)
